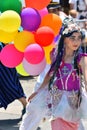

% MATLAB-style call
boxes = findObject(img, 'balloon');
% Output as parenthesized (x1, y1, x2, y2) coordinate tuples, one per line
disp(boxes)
(38, 7, 48, 18)
(0, 44, 24, 68)
(25, 0, 50, 10)
(21, 8, 41, 31)
(24, 43, 45, 64)
(14, 31, 35, 52)
(23, 58, 46, 76)
(16, 63, 29, 76)
(0, 0, 22, 14)
(0, 10, 21, 32)
(40, 13, 62, 35)
(43, 44, 56, 64)
(34, 26, 55, 47)
(0, 30, 18, 43)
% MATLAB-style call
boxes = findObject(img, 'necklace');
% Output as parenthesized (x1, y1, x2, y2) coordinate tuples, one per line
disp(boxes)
(61, 65, 70, 75)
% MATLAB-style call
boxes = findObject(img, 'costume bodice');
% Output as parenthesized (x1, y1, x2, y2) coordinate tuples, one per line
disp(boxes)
(54, 61, 80, 91)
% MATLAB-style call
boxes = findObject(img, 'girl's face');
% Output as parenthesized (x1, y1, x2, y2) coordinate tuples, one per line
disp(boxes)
(64, 32, 82, 51)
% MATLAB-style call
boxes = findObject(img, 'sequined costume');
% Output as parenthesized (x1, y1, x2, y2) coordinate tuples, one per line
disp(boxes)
(20, 52, 87, 130)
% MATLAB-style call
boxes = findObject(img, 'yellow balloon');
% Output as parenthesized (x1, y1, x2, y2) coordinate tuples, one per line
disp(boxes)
(0, 30, 18, 43)
(14, 31, 35, 52)
(16, 63, 29, 76)
(43, 44, 56, 64)
(0, 10, 21, 32)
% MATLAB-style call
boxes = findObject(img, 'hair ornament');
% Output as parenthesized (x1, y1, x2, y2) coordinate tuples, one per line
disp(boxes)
(62, 17, 82, 35)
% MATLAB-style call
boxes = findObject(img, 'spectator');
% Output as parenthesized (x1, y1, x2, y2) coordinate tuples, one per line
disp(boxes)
(0, 42, 27, 116)
(69, 0, 87, 19)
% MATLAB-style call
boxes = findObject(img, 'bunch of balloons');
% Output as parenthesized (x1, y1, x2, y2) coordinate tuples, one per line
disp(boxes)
(0, 0, 62, 76)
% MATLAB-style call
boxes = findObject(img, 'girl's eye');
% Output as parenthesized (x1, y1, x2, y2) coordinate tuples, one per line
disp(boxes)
(69, 36, 82, 41)
(70, 37, 75, 40)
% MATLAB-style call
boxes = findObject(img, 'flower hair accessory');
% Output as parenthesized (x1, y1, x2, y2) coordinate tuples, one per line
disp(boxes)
(62, 17, 82, 35)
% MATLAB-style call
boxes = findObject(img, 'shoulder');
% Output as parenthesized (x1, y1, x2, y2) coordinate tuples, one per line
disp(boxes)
(78, 53, 87, 66)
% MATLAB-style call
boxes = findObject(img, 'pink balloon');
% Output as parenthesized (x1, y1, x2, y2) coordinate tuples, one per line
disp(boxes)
(38, 7, 48, 19)
(23, 57, 46, 76)
(1, 44, 24, 68)
(24, 43, 45, 64)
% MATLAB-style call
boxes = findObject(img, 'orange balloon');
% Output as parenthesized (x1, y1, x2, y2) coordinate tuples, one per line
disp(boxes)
(40, 13, 62, 35)
(25, 0, 50, 10)
(14, 30, 35, 52)
(0, 30, 18, 43)
(43, 44, 56, 64)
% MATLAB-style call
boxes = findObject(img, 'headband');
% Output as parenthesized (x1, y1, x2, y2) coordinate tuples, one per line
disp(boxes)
(62, 17, 82, 35)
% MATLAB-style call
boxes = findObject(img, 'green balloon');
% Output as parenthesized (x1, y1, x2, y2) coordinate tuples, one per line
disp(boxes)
(16, 63, 29, 76)
(0, 0, 22, 14)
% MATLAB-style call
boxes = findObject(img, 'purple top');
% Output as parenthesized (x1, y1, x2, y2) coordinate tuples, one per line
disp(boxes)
(50, 52, 87, 91)
(54, 62, 80, 91)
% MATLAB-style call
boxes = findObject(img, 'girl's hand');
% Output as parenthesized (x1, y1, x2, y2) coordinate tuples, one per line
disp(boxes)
(28, 92, 38, 102)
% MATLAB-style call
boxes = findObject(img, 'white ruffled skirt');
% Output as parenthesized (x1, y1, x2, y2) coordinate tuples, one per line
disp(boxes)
(20, 86, 87, 130)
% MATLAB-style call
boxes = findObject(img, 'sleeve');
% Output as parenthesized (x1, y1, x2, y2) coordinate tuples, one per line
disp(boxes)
(34, 64, 51, 92)
(77, 53, 87, 63)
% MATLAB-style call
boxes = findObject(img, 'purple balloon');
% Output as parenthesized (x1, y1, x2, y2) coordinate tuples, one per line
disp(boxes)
(21, 8, 41, 31)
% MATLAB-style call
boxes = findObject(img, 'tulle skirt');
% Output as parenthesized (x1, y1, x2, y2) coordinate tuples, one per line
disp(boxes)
(20, 85, 87, 130)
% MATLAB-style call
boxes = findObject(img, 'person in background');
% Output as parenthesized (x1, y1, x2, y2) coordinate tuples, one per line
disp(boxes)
(50, 0, 70, 15)
(81, 31, 87, 53)
(20, 17, 87, 130)
(84, 21, 87, 30)
(69, 0, 87, 19)
(69, 9, 78, 19)
(59, 0, 70, 15)
(0, 42, 27, 116)
(47, 0, 67, 21)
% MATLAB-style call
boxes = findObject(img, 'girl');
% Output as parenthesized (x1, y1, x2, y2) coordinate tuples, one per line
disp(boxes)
(20, 17, 87, 130)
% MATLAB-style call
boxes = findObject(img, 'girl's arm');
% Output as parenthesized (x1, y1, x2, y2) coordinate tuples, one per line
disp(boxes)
(80, 56, 87, 91)
(28, 72, 51, 101)
(28, 46, 57, 101)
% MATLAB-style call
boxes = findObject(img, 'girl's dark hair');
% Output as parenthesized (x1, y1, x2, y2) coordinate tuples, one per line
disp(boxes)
(48, 31, 82, 90)
(48, 35, 64, 90)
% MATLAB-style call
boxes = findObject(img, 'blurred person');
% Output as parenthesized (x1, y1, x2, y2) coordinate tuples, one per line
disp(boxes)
(60, 0, 70, 15)
(51, 0, 70, 15)
(81, 31, 87, 53)
(0, 42, 27, 116)
(84, 21, 87, 30)
(69, 9, 78, 18)
(47, 0, 67, 21)
(69, 0, 87, 19)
